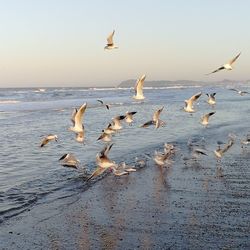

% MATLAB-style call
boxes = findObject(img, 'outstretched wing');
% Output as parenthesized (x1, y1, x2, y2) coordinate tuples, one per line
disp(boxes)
(107, 30, 115, 45)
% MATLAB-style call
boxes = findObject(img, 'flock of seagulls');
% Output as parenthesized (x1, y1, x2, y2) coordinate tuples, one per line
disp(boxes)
(39, 30, 249, 180)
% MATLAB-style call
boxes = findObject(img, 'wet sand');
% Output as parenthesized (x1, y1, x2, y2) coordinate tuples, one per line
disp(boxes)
(0, 152, 250, 250)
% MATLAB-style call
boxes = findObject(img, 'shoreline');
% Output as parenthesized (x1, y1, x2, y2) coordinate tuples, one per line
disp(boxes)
(1, 155, 249, 249)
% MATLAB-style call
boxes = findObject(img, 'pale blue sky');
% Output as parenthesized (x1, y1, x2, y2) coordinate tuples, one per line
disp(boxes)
(0, 0, 249, 87)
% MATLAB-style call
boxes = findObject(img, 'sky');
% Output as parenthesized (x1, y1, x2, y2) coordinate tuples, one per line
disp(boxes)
(0, 0, 250, 87)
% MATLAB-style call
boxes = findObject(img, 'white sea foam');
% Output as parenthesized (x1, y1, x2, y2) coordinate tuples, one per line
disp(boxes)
(0, 100, 21, 104)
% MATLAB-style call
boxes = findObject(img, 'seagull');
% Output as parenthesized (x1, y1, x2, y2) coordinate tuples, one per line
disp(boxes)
(153, 150, 173, 167)
(206, 93, 216, 105)
(110, 115, 126, 130)
(59, 153, 80, 168)
(200, 112, 216, 127)
(229, 88, 249, 96)
(133, 74, 146, 100)
(240, 134, 250, 146)
(97, 100, 110, 110)
(214, 139, 234, 159)
(206, 52, 241, 75)
(103, 123, 116, 135)
(112, 162, 136, 176)
(69, 103, 87, 142)
(141, 106, 165, 128)
(40, 134, 58, 147)
(184, 92, 202, 113)
(125, 111, 137, 124)
(87, 144, 117, 181)
(191, 148, 208, 159)
(104, 30, 118, 50)
(97, 131, 112, 142)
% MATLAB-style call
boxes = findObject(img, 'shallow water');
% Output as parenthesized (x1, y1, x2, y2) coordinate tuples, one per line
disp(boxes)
(0, 85, 250, 224)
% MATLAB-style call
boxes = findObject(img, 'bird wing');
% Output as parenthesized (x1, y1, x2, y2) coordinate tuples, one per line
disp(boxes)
(229, 52, 241, 65)
(153, 106, 164, 121)
(97, 99, 104, 105)
(206, 66, 225, 75)
(134, 74, 146, 96)
(87, 167, 107, 181)
(71, 108, 77, 126)
(40, 137, 49, 147)
(229, 88, 239, 92)
(107, 30, 115, 45)
(140, 120, 155, 128)
(100, 143, 114, 157)
(74, 103, 87, 130)
(222, 140, 234, 154)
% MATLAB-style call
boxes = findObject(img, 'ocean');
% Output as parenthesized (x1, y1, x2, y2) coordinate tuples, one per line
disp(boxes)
(0, 84, 250, 225)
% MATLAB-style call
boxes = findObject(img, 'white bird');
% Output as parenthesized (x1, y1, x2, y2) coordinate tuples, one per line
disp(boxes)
(206, 93, 216, 105)
(141, 106, 165, 129)
(184, 92, 202, 113)
(87, 144, 117, 181)
(104, 30, 118, 50)
(229, 88, 249, 96)
(200, 112, 216, 126)
(206, 52, 241, 75)
(40, 134, 58, 147)
(59, 153, 80, 168)
(125, 111, 137, 124)
(112, 162, 136, 176)
(240, 134, 250, 146)
(97, 100, 110, 110)
(69, 103, 87, 142)
(214, 139, 234, 159)
(153, 151, 173, 167)
(97, 131, 112, 142)
(103, 123, 116, 135)
(133, 74, 146, 100)
(110, 115, 126, 130)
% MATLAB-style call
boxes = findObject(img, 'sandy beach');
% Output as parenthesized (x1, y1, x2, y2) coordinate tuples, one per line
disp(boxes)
(1, 149, 249, 250)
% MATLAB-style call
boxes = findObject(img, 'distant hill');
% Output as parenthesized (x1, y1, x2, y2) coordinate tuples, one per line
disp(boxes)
(118, 79, 250, 88)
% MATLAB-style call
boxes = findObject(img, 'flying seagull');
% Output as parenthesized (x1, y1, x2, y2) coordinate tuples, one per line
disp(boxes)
(125, 111, 137, 124)
(141, 106, 165, 129)
(69, 103, 87, 143)
(206, 93, 216, 105)
(59, 153, 80, 168)
(40, 134, 58, 147)
(97, 131, 112, 142)
(229, 88, 249, 96)
(184, 92, 202, 113)
(87, 144, 117, 181)
(133, 74, 146, 100)
(104, 30, 118, 50)
(200, 111, 216, 127)
(97, 100, 110, 110)
(214, 138, 234, 159)
(206, 52, 241, 75)
(110, 115, 126, 130)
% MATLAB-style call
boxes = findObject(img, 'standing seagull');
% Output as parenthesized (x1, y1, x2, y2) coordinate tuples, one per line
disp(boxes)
(133, 74, 146, 100)
(141, 106, 165, 129)
(69, 103, 87, 143)
(206, 93, 216, 105)
(184, 92, 202, 113)
(40, 134, 58, 147)
(229, 88, 249, 96)
(206, 52, 241, 75)
(104, 30, 118, 50)
(200, 112, 216, 127)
